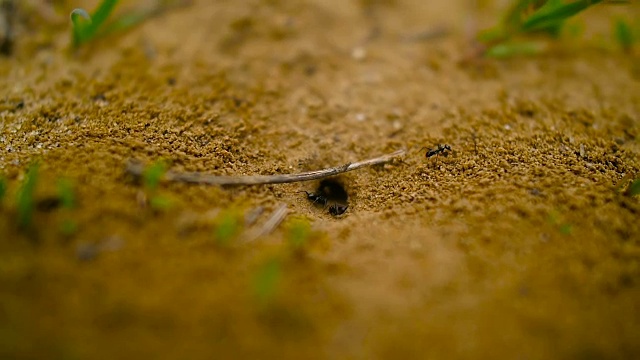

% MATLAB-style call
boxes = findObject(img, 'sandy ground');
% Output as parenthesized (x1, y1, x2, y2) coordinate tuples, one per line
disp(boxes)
(1, 0, 640, 359)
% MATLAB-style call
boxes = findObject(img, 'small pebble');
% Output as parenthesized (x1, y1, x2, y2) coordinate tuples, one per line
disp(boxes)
(76, 243, 99, 262)
(351, 47, 366, 61)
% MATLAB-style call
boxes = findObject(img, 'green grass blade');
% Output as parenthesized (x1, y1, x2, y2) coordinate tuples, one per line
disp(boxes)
(503, 0, 535, 33)
(17, 163, 39, 229)
(90, 0, 120, 31)
(70, 8, 92, 46)
(213, 210, 241, 246)
(143, 160, 167, 191)
(0, 176, 6, 203)
(100, 9, 154, 36)
(522, 0, 603, 32)
(286, 218, 311, 251)
(56, 178, 75, 209)
(477, 0, 535, 44)
(477, 27, 508, 43)
(627, 179, 640, 197)
(252, 258, 282, 304)
(614, 19, 634, 52)
(70, 0, 120, 47)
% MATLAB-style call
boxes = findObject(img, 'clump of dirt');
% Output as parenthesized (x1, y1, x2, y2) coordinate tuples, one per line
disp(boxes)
(1, 0, 639, 359)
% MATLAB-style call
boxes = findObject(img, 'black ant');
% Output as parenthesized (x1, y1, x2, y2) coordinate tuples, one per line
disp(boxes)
(299, 191, 328, 207)
(425, 144, 452, 158)
(329, 203, 348, 216)
(300, 179, 349, 217)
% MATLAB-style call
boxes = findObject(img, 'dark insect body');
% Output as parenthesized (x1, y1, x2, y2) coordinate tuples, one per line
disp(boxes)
(329, 203, 349, 216)
(300, 179, 349, 217)
(300, 191, 328, 207)
(426, 144, 452, 158)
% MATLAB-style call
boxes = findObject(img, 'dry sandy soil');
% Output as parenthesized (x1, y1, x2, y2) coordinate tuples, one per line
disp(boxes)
(1, 0, 640, 359)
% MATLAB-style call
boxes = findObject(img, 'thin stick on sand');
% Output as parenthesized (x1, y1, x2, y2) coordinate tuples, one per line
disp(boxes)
(126, 149, 405, 186)
(243, 203, 289, 242)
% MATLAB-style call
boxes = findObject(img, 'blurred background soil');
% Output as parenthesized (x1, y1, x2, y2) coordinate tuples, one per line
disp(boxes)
(1, 0, 640, 359)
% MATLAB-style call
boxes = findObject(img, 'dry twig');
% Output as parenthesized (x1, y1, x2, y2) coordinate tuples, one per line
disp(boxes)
(126, 149, 405, 186)
(243, 203, 288, 242)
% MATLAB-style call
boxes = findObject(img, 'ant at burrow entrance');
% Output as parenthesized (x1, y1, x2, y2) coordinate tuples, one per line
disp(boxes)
(299, 191, 328, 207)
(299, 179, 349, 217)
(328, 203, 348, 216)
(299, 190, 349, 216)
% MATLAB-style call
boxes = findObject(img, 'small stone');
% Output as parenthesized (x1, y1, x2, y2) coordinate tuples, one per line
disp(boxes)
(99, 236, 124, 252)
(351, 47, 366, 61)
(76, 243, 99, 261)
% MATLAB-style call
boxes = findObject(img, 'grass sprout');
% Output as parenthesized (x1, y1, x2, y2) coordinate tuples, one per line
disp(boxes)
(70, 0, 192, 48)
(142, 160, 174, 211)
(143, 160, 167, 191)
(149, 196, 173, 211)
(56, 178, 78, 236)
(214, 210, 243, 246)
(286, 218, 312, 252)
(144, 161, 173, 210)
(614, 18, 634, 53)
(626, 179, 640, 197)
(56, 178, 75, 209)
(60, 219, 78, 236)
(558, 223, 573, 235)
(0, 176, 6, 203)
(71, 0, 120, 48)
(548, 210, 572, 235)
(520, 0, 602, 33)
(479, 0, 628, 57)
(16, 163, 39, 229)
(252, 257, 282, 304)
